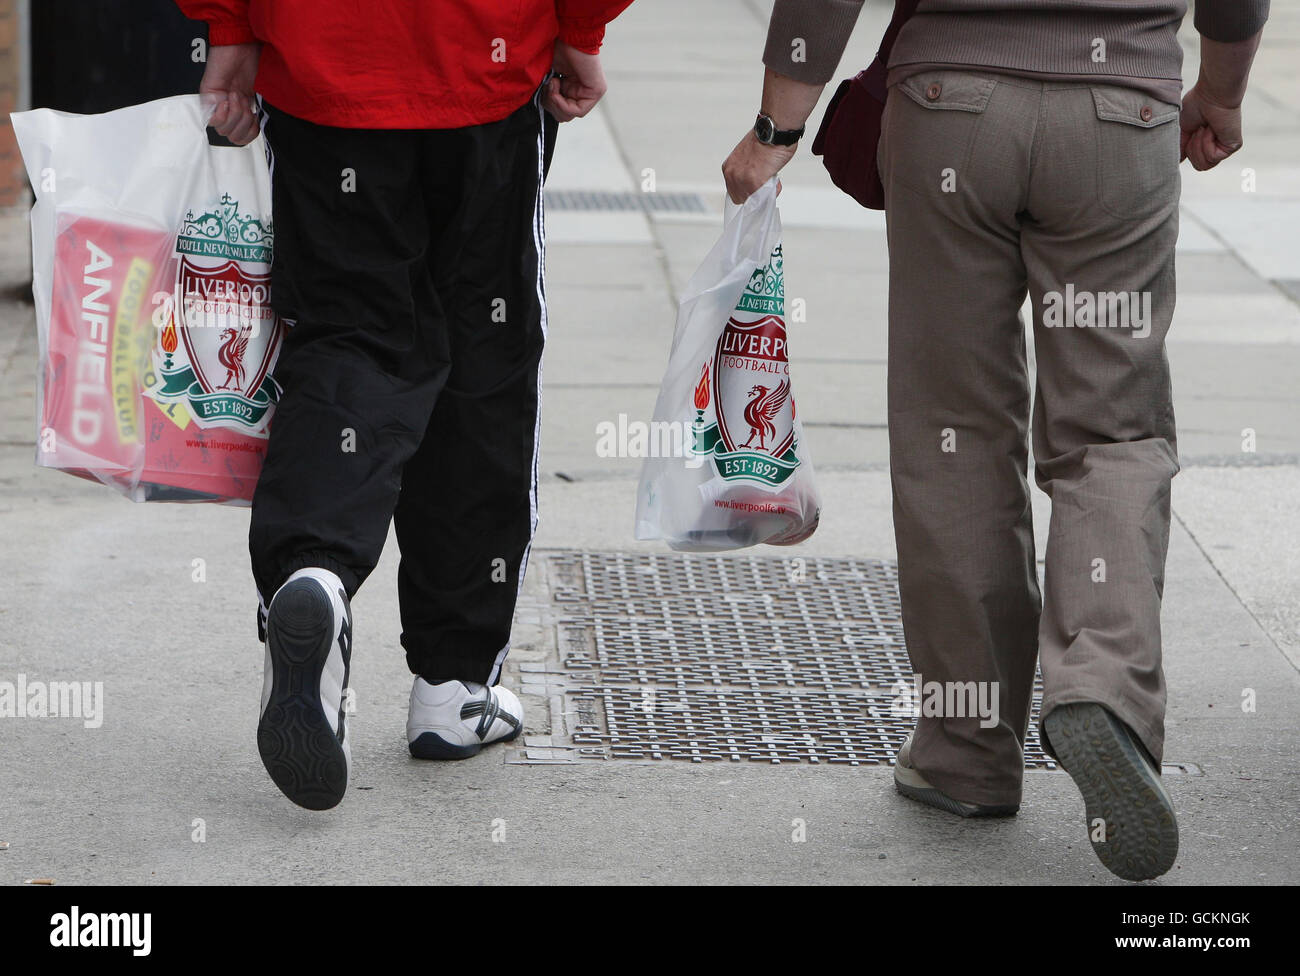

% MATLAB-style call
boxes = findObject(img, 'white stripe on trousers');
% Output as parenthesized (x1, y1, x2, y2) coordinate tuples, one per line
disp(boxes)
(489, 84, 549, 687)
(254, 93, 274, 623)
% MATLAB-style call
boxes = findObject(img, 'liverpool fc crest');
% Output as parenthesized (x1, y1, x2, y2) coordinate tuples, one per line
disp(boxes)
(147, 194, 283, 433)
(691, 244, 803, 488)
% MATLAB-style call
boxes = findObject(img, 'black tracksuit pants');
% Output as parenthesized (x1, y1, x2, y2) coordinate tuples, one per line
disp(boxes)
(250, 89, 557, 686)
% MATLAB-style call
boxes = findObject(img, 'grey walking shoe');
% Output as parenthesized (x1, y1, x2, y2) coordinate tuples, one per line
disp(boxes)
(1043, 702, 1179, 881)
(893, 734, 1020, 818)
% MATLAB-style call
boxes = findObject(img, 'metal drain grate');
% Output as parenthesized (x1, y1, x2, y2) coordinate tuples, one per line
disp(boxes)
(513, 552, 1060, 767)
(544, 189, 708, 214)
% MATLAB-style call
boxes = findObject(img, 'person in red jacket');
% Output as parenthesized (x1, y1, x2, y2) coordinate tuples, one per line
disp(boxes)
(176, 0, 632, 811)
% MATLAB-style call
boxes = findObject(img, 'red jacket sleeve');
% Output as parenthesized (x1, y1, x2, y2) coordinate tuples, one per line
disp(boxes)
(174, 0, 256, 45)
(555, 0, 634, 53)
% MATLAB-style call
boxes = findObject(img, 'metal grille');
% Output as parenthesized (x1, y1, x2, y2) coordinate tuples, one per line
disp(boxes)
(544, 189, 708, 214)
(512, 552, 1059, 767)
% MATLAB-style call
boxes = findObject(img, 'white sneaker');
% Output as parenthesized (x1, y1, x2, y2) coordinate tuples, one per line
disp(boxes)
(258, 568, 352, 809)
(407, 677, 523, 759)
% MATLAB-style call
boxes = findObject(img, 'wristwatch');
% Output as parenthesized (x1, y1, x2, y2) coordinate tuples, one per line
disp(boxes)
(754, 112, 805, 147)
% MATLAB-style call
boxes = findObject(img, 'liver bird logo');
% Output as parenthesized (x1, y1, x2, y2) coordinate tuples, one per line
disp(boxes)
(216, 325, 252, 391)
(741, 379, 789, 451)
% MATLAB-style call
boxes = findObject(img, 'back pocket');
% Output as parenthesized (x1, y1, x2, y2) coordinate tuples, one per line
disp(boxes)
(1091, 86, 1180, 221)
(885, 71, 997, 194)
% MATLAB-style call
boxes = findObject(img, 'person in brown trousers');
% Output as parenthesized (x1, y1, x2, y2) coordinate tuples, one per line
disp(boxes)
(723, 0, 1269, 881)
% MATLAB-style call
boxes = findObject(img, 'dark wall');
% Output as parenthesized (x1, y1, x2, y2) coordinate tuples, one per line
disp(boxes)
(31, 0, 207, 113)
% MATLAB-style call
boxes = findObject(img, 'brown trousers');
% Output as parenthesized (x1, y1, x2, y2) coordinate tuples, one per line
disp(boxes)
(878, 70, 1181, 807)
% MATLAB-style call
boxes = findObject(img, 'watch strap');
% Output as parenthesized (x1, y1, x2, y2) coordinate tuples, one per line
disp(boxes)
(755, 113, 805, 146)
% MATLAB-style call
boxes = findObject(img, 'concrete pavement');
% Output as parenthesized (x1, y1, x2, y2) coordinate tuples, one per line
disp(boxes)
(0, 0, 1297, 884)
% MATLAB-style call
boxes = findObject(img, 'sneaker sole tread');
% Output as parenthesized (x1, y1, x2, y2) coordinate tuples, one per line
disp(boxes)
(258, 579, 348, 811)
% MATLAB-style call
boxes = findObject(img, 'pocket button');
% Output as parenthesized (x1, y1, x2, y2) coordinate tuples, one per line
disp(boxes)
(926, 83, 942, 101)
(1140, 105, 1153, 122)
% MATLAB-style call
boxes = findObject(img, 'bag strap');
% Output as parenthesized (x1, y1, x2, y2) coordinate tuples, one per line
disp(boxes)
(878, 0, 922, 63)
(811, 0, 923, 154)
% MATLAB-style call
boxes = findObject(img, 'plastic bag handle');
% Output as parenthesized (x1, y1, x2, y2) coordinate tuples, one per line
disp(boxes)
(723, 177, 778, 226)
(206, 127, 239, 148)
(199, 92, 255, 147)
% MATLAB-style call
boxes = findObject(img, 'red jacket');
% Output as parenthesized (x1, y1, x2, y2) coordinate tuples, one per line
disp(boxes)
(176, 1, 633, 129)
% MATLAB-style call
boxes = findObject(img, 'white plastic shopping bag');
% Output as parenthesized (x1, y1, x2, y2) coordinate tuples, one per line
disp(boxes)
(12, 94, 284, 503)
(635, 179, 820, 551)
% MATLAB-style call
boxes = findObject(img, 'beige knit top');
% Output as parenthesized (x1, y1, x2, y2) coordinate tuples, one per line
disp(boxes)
(763, 0, 1271, 103)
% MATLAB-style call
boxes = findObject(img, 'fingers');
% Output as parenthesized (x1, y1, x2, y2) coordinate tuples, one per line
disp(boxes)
(548, 76, 604, 121)
(1206, 130, 1238, 168)
(226, 96, 261, 145)
(544, 98, 577, 123)
(208, 92, 260, 145)
(1204, 129, 1229, 170)
(545, 92, 597, 122)
(1186, 127, 1210, 170)
(1182, 125, 1207, 170)
(227, 108, 261, 146)
(544, 78, 579, 122)
(722, 156, 755, 203)
(207, 100, 230, 134)
(727, 177, 764, 204)
(1183, 125, 1238, 171)
(1196, 129, 1221, 170)
(722, 132, 795, 204)
(721, 163, 761, 204)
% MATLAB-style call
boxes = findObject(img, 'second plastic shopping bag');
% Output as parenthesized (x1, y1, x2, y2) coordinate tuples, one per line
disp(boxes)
(635, 179, 820, 551)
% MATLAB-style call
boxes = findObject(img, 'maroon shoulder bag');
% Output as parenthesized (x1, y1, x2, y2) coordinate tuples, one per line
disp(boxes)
(810, 0, 921, 209)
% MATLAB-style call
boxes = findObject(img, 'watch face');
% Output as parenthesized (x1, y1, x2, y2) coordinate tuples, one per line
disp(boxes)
(755, 115, 774, 144)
